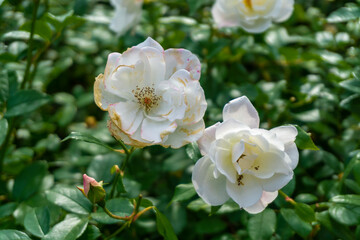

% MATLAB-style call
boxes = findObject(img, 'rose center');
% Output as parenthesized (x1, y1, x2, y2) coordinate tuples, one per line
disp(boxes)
(132, 85, 162, 112)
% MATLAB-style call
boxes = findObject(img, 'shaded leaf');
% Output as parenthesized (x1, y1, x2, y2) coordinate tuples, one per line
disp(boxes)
(169, 183, 196, 205)
(12, 161, 48, 201)
(248, 209, 276, 240)
(0, 118, 8, 146)
(154, 207, 178, 240)
(280, 208, 312, 238)
(5, 90, 51, 117)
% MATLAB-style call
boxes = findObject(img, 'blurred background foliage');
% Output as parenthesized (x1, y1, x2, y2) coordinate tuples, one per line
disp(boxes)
(0, 0, 360, 239)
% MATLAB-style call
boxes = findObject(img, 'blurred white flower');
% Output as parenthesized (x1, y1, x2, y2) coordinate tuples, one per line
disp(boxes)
(109, 0, 143, 36)
(212, 0, 294, 33)
(95, 37, 206, 148)
(192, 96, 298, 214)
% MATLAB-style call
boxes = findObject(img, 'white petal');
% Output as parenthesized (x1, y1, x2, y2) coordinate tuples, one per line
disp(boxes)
(212, 1, 242, 28)
(192, 156, 229, 206)
(261, 191, 279, 204)
(251, 151, 292, 179)
(107, 60, 145, 100)
(215, 147, 237, 183)
(274, 0, 294, 23)
(109, 0, 142, 36)
(197, 122, 220, 155)
(164, 49, 201, 81)
(223, 96, 260, 129)
(261, 173, 293, 192)
(182, 80, 207, 125)
(163, 120, 205, 148)
(216, 119, 250, 139)
(284, 142, 299, 170)
(270, 125, 298, 145)
(94, 74, 122, 111)
(141, 118, 177, 143)
(238, 18, 273, 34)
(141, 46, 166, 85)
(226, 174, 263, 208)
(108, 101, 143, 135)
(107, 119, 151, 148)
(244, 191, 278, 214)
(232, 141, 245, 174)
(136, 37, 164, 52)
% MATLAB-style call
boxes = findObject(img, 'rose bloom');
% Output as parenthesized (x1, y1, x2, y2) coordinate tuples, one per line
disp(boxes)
(212, 0, 294, 33)
(192, 96, 298, 214)
(94, 37, 207, 148)
(109, 0, 143, 36)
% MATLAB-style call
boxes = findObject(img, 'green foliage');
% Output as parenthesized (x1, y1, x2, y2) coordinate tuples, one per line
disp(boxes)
(1, 0, 360, 239)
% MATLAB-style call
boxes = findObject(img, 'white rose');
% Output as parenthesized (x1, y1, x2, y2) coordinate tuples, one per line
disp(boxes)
(94, 37, 207, 148)
(192, 96, 298, 214)
(109, 0, 143, 36)
(212, 0, 294, 33)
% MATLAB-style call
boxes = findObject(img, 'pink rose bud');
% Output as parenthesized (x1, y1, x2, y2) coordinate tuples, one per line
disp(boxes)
(78, 174, 106, 204)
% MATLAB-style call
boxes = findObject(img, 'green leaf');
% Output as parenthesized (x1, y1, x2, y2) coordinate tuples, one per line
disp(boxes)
(87, 153, 122, 184)
(42, 214, 88, 240)
(154, 207, 178, 240)
(20, 20, 52, 41)
(187, 198, 211, 212)
(62, 132, 120, 153)
(24, 207, 50, 238)
(329, 204, 360, 225)
(12, 161, 48, 201)
(294, 203, 315, 223)
(340, 78, 360, 94)
(340, 94, 360, 116)
(294, 194, 318, 204)
(77, 225, 101, 240)
(2, 31, 44, 42)
(316, 211, 354, 240)
(280, 208, 312, 238)
(248, 209, 276, 240)
(294, 125, 319, 150)
(186, 0, 205, 15)
(5, 90, 51, 117)
(169, 183, 196, 205)
(330, 195, 360, 206)
(210, 206, 221, 216)
(0, 70, 9, 104)
(91, 198, 133, 224)
(0, 202, 17, 218)
(46, 185, 92, 215)
(327, 6, 360, 23)
(0, 230, 31, 240)
(195, 218, 226, 234)
(0, 118, 8, 146)
(339, 154, 360, 191)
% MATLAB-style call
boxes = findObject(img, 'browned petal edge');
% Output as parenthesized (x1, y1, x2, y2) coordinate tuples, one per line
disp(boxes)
(94, 73, 107, 111)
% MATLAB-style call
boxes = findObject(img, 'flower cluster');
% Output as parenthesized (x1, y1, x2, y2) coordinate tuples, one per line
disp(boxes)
(192, 96, 298, 213)
(96, 1, 299, 213)
(94, 37, 207, 148)
(212, 0, 295, 33)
